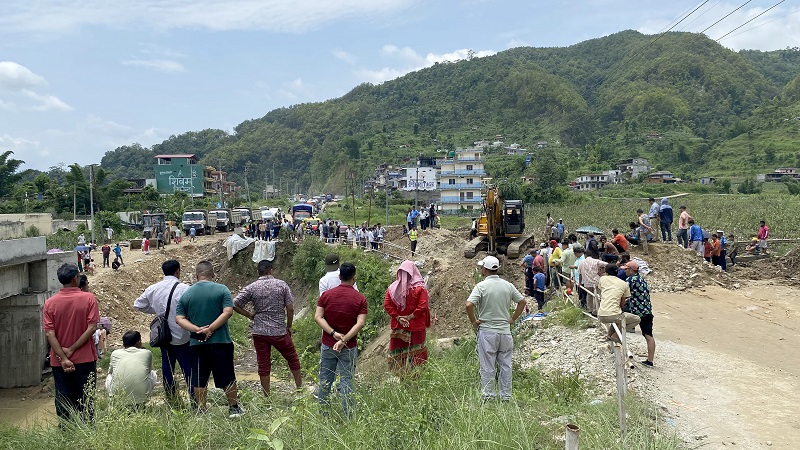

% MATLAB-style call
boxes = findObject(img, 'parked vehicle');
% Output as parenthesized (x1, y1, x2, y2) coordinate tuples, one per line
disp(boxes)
(291, 203, 314, 226)
(182, 210, 209, 235)
(232, 207, 251, 226)
(209, 209, 234, 232)
(142, 213, 168, 245)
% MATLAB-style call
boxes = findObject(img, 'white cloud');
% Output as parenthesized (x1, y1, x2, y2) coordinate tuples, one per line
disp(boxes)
(0, 61, 47, 90)
(22, 89, 73, 111)
(3, 115, 175, 171)
(0, 0, 417, 35)
(0, 134, 42, 159)
(122, 59, 186, 73)
(333, 50, 357, 65)
(277, 78, 314, 100)
(353, 45, 496, 84)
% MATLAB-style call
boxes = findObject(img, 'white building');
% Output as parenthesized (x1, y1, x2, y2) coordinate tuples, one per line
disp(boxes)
(618, 158, 651, 178)
(439, 147, 485, 212)
(573, 170, 622, 191)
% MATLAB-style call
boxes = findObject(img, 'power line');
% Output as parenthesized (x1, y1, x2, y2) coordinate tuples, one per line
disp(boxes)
(679, 1, 724, 31)
(700, 0, 754, 34)
(715, 0, 786, 42)
(719, 3, 798, 41)
(579, 1, 710, 98)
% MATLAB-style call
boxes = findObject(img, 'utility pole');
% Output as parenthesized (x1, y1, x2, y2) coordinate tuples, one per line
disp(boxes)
(73, 184, 76, 220)
(385, 185, 389, 226)
(244, 164, 251, 205)
(88, 164, 96, 244)
(218, 159, 224, 208)
(264, 175, 268, 201)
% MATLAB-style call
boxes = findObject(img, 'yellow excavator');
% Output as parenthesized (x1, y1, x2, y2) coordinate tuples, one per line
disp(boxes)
(464, 186, 535, 259)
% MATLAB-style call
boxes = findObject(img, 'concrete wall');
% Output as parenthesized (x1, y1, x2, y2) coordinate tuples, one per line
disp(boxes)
(0, 237, 73, 388)
(52, 219, 89, 232)
(0, 214, 53, 239)
(0, 292, 49, 388)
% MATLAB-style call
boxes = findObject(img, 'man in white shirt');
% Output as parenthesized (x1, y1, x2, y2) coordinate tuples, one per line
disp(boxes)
(106, 330, 156, 407)
(133, 259, 192, 403)
(319, 253, 358, 296)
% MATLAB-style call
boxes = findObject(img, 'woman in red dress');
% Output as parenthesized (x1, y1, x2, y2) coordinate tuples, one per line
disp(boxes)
(384, 260, 430, 371)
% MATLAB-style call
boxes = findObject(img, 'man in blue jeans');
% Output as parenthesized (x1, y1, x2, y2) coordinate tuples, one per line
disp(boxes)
(314, 263, 367, 417)
(134, 260, 192, 404)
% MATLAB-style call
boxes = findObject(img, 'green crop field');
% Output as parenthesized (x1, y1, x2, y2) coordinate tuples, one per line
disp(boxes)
(526, 193, 799, 241)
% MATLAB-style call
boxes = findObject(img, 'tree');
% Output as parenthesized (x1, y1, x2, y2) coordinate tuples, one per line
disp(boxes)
(0, 151, 25, 197)
(737, 177, 762, 194)
(764, 143, 776, 165)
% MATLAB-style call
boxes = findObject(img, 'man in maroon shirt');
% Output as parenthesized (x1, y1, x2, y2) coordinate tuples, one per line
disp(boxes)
(314, 262, 367, 418)
(43, 263, 100, 424)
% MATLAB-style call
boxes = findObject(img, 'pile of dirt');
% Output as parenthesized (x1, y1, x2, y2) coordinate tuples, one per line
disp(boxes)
(735, 246, 800, 286)
(89, 234, 241, 340)
(622, 242, 740, 292)
(383, 226, 529, 337)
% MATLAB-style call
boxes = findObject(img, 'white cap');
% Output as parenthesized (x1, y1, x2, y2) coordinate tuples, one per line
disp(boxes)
(478, 255, 500, 270)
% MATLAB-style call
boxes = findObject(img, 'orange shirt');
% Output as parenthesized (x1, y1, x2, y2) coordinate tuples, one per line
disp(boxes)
(612, 234, 628, 252)
(710, 239, 721, 257)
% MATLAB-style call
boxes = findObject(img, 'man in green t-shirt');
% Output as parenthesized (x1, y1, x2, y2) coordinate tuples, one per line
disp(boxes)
(465, 256, 527, 401)
(176, 260, 245, 418)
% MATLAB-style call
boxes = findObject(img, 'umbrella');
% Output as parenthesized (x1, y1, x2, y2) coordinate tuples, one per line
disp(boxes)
(47, 248, 64, 254)
(74, 245, 90, 252)
(575, 226, 604, 235)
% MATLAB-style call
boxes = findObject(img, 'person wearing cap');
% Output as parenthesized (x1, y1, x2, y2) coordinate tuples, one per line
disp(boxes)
(319, 253, 359, 297)
(621, 261, 655, 366)
(465, 256, 527, 401)
(597, 264, 640, 342)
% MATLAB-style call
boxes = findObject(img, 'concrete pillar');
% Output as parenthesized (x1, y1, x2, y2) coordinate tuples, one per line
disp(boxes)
(0, 292, 49, 388)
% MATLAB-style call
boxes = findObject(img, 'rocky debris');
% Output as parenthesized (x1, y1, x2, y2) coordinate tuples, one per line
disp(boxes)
(626, 242, 740, 292)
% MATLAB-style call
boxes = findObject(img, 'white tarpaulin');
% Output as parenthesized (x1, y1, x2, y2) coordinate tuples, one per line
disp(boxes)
(223, 234, 256, 260)
(252, 240, 276, 263)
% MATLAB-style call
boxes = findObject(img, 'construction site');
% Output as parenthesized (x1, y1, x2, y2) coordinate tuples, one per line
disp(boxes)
(1, 224, 798, 449)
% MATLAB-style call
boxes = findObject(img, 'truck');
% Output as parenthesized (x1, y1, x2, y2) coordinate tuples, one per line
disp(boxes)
(259, 206, 282, 222)
(291, 203, 314, 226)
(232, 207, 252, 226)
(182, 210, 209, 235)
(142, 213, 168, 245)
(209, 209, 234, 232)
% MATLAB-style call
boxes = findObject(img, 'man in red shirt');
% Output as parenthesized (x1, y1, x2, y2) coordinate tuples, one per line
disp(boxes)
(43, 263, 100, 424)
(611, 228, 628, 253)
(314, 262, 367, 417)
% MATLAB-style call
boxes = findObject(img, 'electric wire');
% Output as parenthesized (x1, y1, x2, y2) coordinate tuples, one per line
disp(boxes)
(719, 3, 798, 41)
(700, 0, 754, 33)
(716, 0, 786, 41)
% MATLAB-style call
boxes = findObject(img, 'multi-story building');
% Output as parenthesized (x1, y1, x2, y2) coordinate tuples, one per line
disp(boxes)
(573, 170, 622, 191)
(439, 147, 486, 212)
(618, 158, 651, 178)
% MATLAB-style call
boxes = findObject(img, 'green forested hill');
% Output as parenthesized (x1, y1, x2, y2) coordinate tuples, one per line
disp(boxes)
(99, 30, 800, 191)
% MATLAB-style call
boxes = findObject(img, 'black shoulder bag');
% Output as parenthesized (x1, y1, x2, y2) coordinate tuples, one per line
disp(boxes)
(149, 282, 180, 347)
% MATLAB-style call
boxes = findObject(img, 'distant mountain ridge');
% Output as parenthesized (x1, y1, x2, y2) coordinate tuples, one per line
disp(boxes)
(101, 30, 800, 191)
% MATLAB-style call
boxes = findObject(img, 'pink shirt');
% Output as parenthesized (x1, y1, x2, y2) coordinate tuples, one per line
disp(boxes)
(43, 287, 100, 366)
(758, 225, 769, 240)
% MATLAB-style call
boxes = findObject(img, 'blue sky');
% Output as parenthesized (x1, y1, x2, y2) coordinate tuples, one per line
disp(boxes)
(2, 0, 799, 172)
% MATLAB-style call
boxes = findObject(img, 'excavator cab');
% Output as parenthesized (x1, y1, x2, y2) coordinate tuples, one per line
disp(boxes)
(503, 201, 524, 236)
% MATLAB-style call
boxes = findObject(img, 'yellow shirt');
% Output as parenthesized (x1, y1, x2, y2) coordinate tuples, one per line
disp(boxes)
(548, 247, 562, 267)
(598, 275, 631, 317)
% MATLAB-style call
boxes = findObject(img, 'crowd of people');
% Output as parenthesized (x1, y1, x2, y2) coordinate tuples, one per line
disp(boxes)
(43, 249, 437, 424)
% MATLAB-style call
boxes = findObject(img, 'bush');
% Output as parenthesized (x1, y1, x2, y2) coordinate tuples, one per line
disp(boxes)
(25, 225, 40, 237)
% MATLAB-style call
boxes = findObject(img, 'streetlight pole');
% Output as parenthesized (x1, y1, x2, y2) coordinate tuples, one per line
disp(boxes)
(415, 162, 420, 210)
(88, 164, 96, 244)
(244, 164, 251, 205)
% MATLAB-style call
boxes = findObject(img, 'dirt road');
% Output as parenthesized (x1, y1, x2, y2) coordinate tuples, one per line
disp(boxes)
(642, 281, 800, 449)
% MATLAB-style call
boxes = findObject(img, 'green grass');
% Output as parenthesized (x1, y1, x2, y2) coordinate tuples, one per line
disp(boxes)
(0, 339, 682, 450)
(529, 192, 800, 240)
